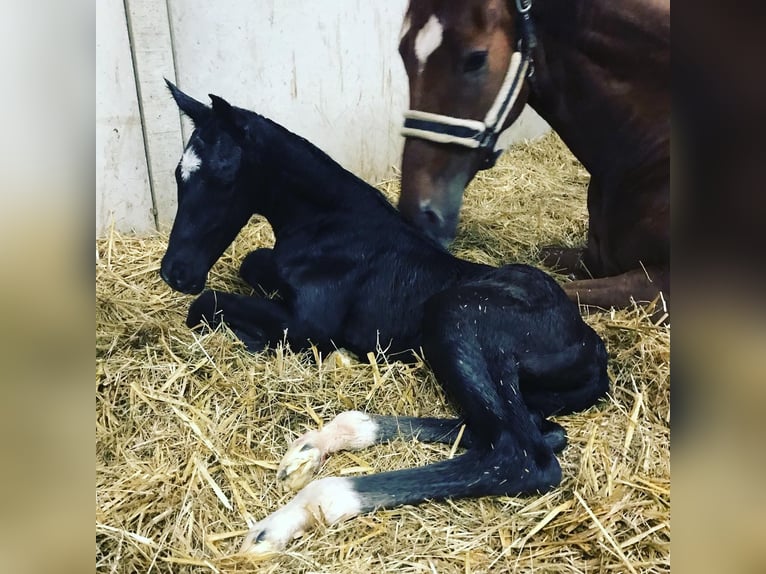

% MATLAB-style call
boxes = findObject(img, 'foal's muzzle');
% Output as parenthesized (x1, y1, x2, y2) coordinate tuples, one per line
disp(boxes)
(160, 257, 206, 295)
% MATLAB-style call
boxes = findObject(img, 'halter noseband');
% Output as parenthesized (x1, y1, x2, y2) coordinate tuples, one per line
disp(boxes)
(401, 0, 537, 170)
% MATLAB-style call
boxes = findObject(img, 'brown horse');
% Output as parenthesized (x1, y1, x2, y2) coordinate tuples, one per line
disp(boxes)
(397, 0, 670, 311)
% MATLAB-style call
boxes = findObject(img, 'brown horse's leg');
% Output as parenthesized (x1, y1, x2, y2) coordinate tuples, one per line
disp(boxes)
(562, 266, 670, 312)
(539, 246, 591, 279)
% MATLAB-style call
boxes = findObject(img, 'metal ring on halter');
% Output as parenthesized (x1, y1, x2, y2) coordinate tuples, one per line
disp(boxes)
(515, 0, 532, 15)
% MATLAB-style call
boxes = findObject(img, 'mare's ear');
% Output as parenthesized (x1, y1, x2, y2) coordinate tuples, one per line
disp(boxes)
(209, 94, 248, 141)
(165, 79, 210, 124)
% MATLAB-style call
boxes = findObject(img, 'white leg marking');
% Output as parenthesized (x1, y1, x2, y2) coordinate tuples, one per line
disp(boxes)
(414, 15, 443, 74)
(239, 477, 362, 557)
(323, 411, 380, 451)
(179, 146, 201, 181)
(277, 411, 379, 491)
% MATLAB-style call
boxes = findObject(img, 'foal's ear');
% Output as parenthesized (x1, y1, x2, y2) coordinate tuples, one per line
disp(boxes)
(209, 94, 247, 141)
(165, 79, 210, 125)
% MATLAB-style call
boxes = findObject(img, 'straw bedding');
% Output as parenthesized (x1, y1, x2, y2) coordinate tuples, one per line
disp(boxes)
(96, 132, 670, 573)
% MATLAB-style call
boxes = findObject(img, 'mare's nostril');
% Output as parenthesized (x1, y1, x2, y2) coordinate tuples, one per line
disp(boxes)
(417, 206, 456, 247)
(418, 205, 446, 235)
(422, 207, 443, 228)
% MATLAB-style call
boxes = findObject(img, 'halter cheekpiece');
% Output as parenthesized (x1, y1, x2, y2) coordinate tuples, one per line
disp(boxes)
(401, 0, 537, 170)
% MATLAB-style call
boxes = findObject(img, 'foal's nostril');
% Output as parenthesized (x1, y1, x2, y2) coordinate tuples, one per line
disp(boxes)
(160, 259, 183, 285)
(160, 259, 192, 291)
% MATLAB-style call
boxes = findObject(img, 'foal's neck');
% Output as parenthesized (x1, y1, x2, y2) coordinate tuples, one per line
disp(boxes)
(246, 113, 392, 232)
(530, 0, 670, 176)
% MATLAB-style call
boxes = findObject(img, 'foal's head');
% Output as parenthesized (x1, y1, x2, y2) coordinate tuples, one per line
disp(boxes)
(398, 0, 531, 245)
(160, 82, 255, 294)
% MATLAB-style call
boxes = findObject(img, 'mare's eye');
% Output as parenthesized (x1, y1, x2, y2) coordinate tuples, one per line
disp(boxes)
(463, 50, 488, 74)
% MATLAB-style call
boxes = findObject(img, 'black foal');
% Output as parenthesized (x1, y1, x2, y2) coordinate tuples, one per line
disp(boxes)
(160, 81, 609, 556)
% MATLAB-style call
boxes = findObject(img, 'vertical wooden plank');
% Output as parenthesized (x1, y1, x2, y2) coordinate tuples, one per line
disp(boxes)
(96, 0, 153, 236)
(124, 0, 183, 231)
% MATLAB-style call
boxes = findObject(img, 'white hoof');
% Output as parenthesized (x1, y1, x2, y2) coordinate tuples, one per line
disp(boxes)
(238, 529, 283, 559)
(239, 477, 361, 557)
(239, 516, 303, 558)
(277, 431, 324, 491)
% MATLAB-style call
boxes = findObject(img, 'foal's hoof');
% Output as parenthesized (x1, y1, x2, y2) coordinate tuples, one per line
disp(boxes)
(231, 328, 269, 353)
(239, 522, 299, 559)
(542, 424, 567, 453)
(239, 533, 277, 559)
(186, 290, 223, 329)
(277, 432, 323, 491)
(238, 477, 360, 558)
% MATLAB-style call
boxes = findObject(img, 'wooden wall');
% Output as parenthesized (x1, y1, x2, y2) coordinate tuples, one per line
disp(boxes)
(96, 0, 550, 236)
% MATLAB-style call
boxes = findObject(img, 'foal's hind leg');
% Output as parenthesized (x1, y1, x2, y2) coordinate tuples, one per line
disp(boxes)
(422, 309, 559, 472)
(242, 373, 560, 557)
(277, 405, 571, 492)
(240, 308, 563, 556)
(277, 412, 470, 491)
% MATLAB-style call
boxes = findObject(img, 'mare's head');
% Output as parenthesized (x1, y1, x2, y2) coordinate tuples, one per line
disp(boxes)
(398, 0, 533, 245)
(160, 82, 255, 294)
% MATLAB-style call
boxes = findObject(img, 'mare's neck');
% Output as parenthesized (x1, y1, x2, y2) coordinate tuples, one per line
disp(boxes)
(529, 0, 670, 177)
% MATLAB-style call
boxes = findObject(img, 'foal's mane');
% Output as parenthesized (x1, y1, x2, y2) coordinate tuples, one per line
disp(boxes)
(238, 106, 412, 222)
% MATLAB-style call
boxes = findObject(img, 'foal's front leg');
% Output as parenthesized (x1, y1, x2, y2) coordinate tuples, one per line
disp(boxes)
(239, 248, 285, 294)
(187, 290, 293, 352)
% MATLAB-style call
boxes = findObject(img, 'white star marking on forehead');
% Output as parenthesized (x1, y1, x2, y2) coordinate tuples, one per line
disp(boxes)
(179, 146, 201, 181)
(414, 15, 443, 74)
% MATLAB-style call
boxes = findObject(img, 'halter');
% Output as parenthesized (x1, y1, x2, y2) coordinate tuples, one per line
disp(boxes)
(401, 0, 538, 170)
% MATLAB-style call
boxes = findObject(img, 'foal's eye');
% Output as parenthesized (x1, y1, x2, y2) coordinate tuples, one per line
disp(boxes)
(463, 50, 488, 74)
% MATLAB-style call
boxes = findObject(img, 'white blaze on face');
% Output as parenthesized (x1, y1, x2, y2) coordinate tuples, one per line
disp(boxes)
(414, 15, 443, 74)
(400, 13, 412, 41)
(179, 146, 201, 181)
